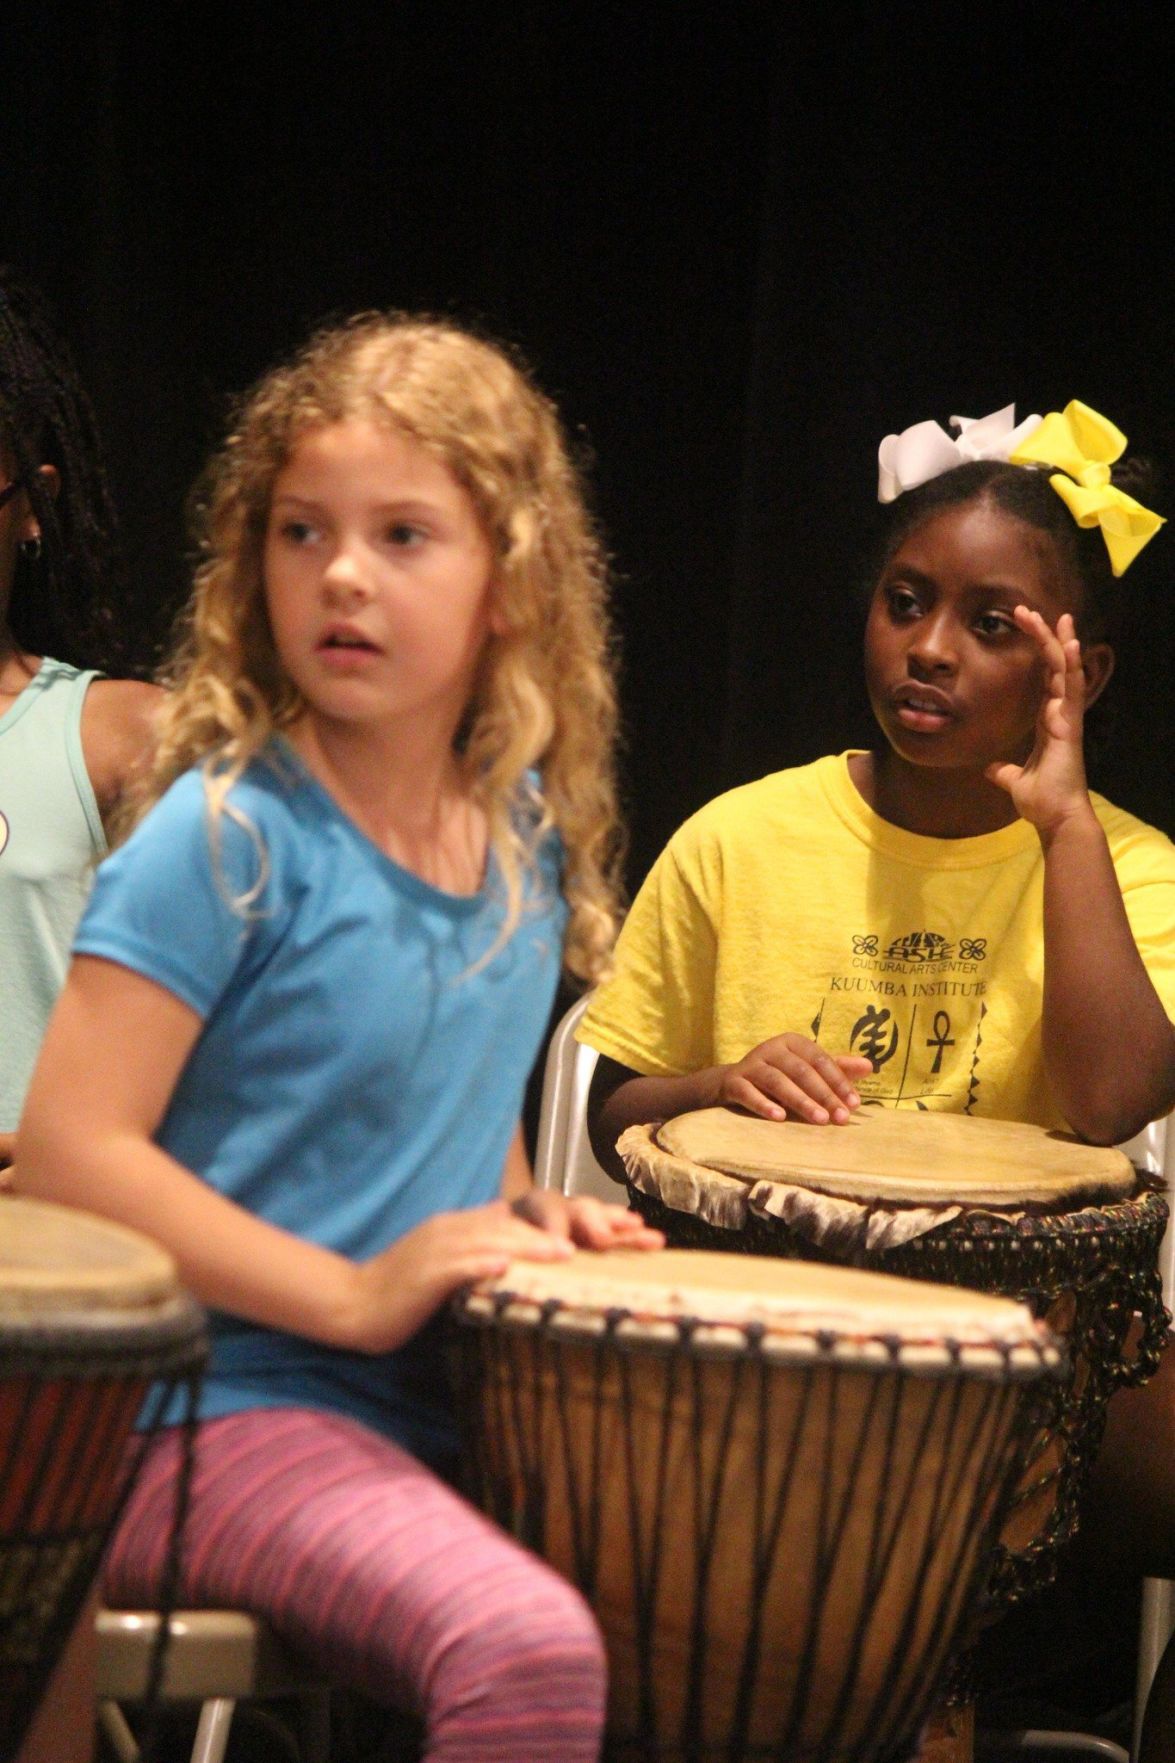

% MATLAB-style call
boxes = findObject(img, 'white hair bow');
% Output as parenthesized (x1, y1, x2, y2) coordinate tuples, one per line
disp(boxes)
(877, 404, 1043, 504)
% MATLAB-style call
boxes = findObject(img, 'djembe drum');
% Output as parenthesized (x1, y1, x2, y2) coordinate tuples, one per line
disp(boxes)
(455, 1247, 1060, 1763)
(0, 1197, 206, 1763)
(619, 1108, 1170, 1606)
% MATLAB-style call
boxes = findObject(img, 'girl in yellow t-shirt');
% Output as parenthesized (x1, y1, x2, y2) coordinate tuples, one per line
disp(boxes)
(581, 402, 1175, 1721)
(583, 401, 1174, 1159)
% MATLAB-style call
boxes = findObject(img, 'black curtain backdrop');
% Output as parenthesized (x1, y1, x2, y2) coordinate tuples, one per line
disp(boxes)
(5, 4, 1172, 896)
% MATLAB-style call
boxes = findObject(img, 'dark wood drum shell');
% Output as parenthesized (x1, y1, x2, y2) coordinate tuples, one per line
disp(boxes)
(1, 1199, 206, 1763)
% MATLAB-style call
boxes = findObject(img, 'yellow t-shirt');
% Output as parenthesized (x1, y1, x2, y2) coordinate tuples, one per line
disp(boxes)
(580, 753, 1175, 1130)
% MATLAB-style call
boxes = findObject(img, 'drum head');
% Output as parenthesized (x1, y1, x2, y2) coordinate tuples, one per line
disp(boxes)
(653, 1107, 1136, 1208)
(0, 1196, 178, 1316)
(464, 1247, 1057, 1372)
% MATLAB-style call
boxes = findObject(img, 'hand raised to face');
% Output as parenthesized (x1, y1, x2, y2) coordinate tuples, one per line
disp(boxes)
(985, 607, 1110, 838)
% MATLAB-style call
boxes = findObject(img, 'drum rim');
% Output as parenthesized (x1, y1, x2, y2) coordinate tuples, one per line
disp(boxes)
(0, 1292, 207, 1377)
(455, 1251, 1064, 1384)
(458, 1292, 1061, 1381)
(629, 1175, 1167, 1243)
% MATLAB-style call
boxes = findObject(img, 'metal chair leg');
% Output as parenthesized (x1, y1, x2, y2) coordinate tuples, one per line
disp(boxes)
(1134, 1577, 1175, 1760)
(98, 1701, 141, 1763)
(1137, 1624, 1175, 1763)
(190, 1698, 237, 1763)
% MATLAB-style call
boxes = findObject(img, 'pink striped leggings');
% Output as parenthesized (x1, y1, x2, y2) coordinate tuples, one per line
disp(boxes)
(104, 1407, 606, 1762)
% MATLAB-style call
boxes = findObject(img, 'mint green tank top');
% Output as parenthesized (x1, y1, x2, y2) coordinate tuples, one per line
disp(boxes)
(0, 658, 105, 1129)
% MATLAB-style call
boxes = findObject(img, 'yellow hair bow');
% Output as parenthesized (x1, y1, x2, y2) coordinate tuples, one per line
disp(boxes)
(1009, 399, 1165, 577)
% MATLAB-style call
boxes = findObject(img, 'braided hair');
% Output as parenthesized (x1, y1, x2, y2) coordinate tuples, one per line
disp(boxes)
(0, 266, 135, 673)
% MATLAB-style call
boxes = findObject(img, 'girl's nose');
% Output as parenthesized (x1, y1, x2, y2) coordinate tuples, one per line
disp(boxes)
(321, 546, 373, 604)
(907, 614, 958, 676)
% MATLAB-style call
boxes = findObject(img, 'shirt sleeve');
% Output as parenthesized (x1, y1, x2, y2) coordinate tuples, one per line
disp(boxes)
(1106, 810, 1175, 1025)
(74, 771, 270, 1019)
(578, 828, 719, 1076)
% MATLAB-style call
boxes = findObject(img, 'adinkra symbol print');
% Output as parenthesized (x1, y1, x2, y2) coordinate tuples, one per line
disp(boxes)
(828, 927, 990, 1103)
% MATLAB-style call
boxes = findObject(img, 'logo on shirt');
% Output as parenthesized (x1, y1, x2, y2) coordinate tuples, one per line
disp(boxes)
(845, 1004, 958, 1073)
(849, 1004, 899, 1070)
(813, 925, 991, 1110)
(876, 928, 988, 965)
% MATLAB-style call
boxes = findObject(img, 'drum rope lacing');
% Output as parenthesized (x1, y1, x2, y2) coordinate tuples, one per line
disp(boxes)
(625, 1181, 1170, 1609)
(458, 1291, 1047, 1763)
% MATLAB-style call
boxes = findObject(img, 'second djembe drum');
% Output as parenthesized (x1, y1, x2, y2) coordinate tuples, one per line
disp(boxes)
(0, 1197, 205, 1763)
(619, 1107, 1169, 1605)
(456, 1247, 1060, 1763)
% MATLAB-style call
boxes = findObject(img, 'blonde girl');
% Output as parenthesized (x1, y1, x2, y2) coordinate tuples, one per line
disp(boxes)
(19, 314, 659, 1761)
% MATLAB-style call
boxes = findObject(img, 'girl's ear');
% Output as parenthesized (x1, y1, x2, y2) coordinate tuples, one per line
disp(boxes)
(487, 580, 510, 638)
(1080, 641, 1114, 709)
(19, 464, 60, 544)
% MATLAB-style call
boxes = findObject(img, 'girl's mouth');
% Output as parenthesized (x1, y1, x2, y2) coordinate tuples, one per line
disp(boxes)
(893, 688, 954, 733)
(318, 629, 379, 654)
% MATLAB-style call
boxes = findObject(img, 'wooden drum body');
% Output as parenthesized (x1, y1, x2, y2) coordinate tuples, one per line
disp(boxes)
(0, 1198, 206, 1762)
(620, 1108, 1170, 1606)
(456, 1248, 1059, 1763)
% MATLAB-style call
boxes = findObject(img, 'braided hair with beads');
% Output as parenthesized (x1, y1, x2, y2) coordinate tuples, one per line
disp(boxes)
(0, 266, 137, 674)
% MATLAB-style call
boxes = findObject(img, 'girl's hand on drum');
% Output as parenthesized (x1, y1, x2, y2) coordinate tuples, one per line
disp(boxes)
(348, 1201, 574, 1354)
(718, 1035, 872, 1125)
(511, 1188, 664, 1252)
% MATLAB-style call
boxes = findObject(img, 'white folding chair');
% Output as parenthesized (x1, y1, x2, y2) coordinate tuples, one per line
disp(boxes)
(1125, 1114, 1174, 1760)
(977, 1114, 1173, 1763)
(97, 1608, 331, 1763)
(533, 993, 622, 1201)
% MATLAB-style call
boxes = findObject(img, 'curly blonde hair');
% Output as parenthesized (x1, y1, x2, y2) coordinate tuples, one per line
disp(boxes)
(134, 314, 623, 982)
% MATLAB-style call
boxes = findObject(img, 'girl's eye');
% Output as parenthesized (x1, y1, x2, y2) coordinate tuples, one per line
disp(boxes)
(975, 611, 1016, 639)
(886, 586, 921, 620)
(387, 522, 425, 547)
(278, 520, 318, 545)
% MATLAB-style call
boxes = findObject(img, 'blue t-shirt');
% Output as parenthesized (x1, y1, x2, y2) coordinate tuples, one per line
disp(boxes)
(75, 744, 566, 1462)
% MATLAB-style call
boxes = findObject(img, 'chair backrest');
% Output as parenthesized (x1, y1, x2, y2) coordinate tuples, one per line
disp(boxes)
(1118, 1113, 1175, 1760)
(533, 995, 622, 1201)
(1119, 1113, 1174, 1307)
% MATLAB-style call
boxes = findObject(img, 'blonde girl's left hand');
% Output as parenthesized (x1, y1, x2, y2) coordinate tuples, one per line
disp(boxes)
(985, 608, 1094, 836)
(511, 1187, 664, 1252)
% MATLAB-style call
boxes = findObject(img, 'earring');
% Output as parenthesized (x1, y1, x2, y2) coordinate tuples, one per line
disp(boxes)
(19, 535, 41, 563)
